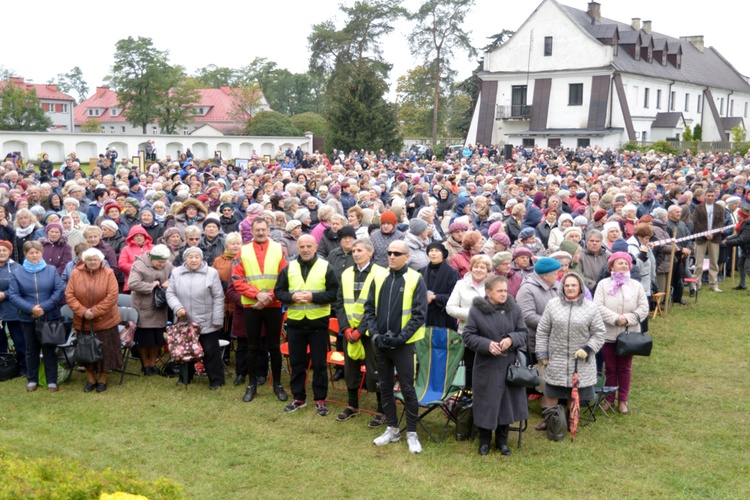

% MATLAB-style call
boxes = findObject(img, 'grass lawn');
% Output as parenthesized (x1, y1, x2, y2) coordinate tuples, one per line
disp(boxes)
(3, 287, 750, 499)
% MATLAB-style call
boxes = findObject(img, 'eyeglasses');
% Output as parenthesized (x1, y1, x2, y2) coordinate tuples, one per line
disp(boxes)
(187, 237, 200, 241)
(386, 251, 405, 257)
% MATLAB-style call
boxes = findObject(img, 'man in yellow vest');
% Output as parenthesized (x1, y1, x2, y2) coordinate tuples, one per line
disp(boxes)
(232, 218, 288, 403)
(274, 234, 338, 415)
(334, 237, 387, 426)
(363, 240, 428, 454)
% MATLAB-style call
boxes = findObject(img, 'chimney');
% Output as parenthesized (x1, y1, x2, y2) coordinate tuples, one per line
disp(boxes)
(680, 35, 704, 53)
(95, 86, 110, 97)
(46, 84, 58, 92)
(9, 77, 24, 84)
(220, 85, 232, 95)
(631, 18, 641, 31)
(587, 2, 601, 23)
(642, 20, 652, 34)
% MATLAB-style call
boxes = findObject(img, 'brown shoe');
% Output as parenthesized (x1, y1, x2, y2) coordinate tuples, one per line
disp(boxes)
(600, 400, 614, 412)
(618, 402, 628, 414)
(535, 420, 548, 431)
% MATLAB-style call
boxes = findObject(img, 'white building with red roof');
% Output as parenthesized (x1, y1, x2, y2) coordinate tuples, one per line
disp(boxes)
(74, 85, 270, 136)
(0, 77, 75, 132)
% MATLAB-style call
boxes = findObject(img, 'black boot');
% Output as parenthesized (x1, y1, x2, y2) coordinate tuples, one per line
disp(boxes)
(242, 384, 257, 403)
(496, 425, 510, 455)
(478, 428, 491, 456)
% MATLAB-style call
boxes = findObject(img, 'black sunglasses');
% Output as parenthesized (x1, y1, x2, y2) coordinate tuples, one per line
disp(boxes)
(387, 251, 405, 257)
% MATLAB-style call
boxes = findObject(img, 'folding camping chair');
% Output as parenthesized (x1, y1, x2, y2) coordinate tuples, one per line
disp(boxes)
(116, 306, 141, 385)
(396, 327, 464, 443)
(582, 372, 618, 426)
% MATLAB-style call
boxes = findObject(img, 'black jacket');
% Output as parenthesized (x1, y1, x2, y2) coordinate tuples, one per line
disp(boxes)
(363, 264, 428, 344)
(275, 255, 338, 330)
(419, 261, 459, 330)
(327, 247, 354, 281)
(725, 218, 750, 253)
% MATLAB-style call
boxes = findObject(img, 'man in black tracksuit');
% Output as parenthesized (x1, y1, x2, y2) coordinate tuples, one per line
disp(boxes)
(363, 239, 428, 454)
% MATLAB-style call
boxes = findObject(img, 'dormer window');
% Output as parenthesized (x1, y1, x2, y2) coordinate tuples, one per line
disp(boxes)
(110, 108, 120, 117)
(191, 107, 207, 116)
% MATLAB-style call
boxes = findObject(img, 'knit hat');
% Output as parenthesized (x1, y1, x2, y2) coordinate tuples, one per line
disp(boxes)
(339, 225, 357, 239)
(726, 196, 741, 205)
(206, 185, 222, 196)
(286, 220, 302, 232)
(512, 247, 533, 259)
(0, 240, 12, 253)
(608, 251, 633, 269)
(573, 215, 588, 227)
(491, 251, 512, 268)
(203, 217, 220, 231)
(370, 185, 382, 196)
(149, 244, 171, 260)
(491, 232, 511, 248)
(246, 204, 264, 215)
(602, 221, 621, 237)
(45, 222, 64, 234)
(124, 197, 141, 210)
(563, 227, 583, 240)
(380, 211, 397, 225)
(163, 227, 182, 241)
(593, 209, 607, 222)
(283, 197, 299, 210)
(559, 240, 580, 259)
(534, 257, 562, 275)
(677, 194, 689, 205)
(611, 238, 629, 253)
(426, 241, 449, 260)
(329, 184, 341, 195)
(409, 218, 429, 236)
(488, 221, 504, 238)
(549, 250, 572, 262)
(449, 221, 468, 233)
(129, 177, 140, 188)
(104, 202, 121, 214)
(294, 208, 311, 222)
(63, 197, 79, 207)
(100, 220, 118, 233)
(518, 227, 536, 240)
(182, 246, 203, 261)
(220, 202, 234, 213)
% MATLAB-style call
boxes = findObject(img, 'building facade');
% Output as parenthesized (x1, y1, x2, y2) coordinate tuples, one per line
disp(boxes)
(0, 77, 75, 132)
(466, 0, 750, 150)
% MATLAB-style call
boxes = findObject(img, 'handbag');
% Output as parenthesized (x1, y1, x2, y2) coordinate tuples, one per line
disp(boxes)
(74, 323, 103, 365)
(0, 352, 19, 381)
(615, 314, 652, 356)
(36, 316, 67, 346)
(506, 350, 540, 388)
(166, 315, 204, 363)
(119, 320, 137, 348)
(545, 405, 567, 442)
(454, 390, 476, 441)
(153, 284, 168, 309)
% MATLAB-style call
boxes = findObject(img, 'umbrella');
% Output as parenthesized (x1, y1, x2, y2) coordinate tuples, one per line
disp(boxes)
(570, 359, 580, 442)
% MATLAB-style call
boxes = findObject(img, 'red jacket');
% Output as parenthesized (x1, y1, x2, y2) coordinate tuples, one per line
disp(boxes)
(118, 225, 154, 291)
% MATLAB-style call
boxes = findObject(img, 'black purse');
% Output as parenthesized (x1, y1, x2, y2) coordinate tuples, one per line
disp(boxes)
(0, 352, 19, 381)
(153, 284, 168, 309)
(74, 323, 103, 365)
(506, 350, 540, 388)
(36, 316, 67, 346)
(615, 314, 652, 356)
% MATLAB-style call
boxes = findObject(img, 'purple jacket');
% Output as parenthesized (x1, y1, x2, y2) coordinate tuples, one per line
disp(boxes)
(41, 237, 73, 275)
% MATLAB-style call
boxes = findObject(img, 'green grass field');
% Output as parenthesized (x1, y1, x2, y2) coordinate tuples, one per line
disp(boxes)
(3, 287, 750, 499)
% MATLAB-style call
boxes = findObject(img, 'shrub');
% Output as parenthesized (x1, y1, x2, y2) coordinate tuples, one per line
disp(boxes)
(620, 141, 639, 152)
(0, 449, 185, 499)
(650, 140, 679, 155)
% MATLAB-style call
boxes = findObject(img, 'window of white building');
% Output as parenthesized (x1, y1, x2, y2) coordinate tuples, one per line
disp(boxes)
(568, 84, 583, 106)
(644, 88, 650, 108)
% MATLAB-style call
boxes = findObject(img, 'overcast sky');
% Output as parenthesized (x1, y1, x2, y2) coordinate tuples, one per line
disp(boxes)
(2, 0, 746, 99)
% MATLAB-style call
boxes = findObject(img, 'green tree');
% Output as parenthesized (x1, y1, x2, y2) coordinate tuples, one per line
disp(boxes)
(153, 67, 200, 134)
(228, 83, 264, 126)
(290, 112, 329, 141)
(396, 64, 443, 137)
(326, 62, 402, 153)
(50, 66, 89, 103)
(80, 119, 103, 133)
(682, 125, 693, 142)
(0, 84, 52, 131)
(0, 66, 17, 80)
(693, 123, 702, 141)
(407, 0, 477, 146)
(193, 64, 239, 88)
(245, 111, 300, 136)
(107, 36, 171, 134)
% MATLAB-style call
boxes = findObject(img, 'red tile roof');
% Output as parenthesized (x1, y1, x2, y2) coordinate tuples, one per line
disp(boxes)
(0, 77, 74, 101)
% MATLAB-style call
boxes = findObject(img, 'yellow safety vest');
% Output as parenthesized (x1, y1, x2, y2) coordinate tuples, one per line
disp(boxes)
(341, 263, 386, 333)
(287, 258, 331, 320)
(373, 267, 425, 344)
(240, 240, 284, 306)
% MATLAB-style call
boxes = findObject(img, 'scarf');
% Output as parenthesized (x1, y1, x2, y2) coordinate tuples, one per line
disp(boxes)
(15, 223, 35, 239)
(223, 249, 237, 259)
(608, 271, 631, 297)
(155, 213, 166, 223)
(23, 259, 47, 273)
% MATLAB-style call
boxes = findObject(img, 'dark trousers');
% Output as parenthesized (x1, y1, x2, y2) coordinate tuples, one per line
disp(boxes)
(288, 326, 328, 402)
(244, 308, 282, 386)
(23, 321, 58, 385)
(235, 337, 248, 376)
(186, 331, 224, 387)
(671, 256, 686, 303)
(463, 346, 475, 390)
(376, 343, 418, 432)
(1, 321, 26, 373)
(478, 425, 509, 447)
(343, 333, 379, 395)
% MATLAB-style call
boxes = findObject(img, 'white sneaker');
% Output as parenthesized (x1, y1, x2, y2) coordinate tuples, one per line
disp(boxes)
(406, 431, 422, 454)
(711, 287, 723, 293)
(373, 426, 401, 446)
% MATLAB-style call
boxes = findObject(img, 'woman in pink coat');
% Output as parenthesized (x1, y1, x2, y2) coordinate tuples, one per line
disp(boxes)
(118, 225, 154, 292)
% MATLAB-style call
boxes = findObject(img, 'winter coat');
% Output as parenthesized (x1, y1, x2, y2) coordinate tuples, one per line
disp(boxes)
(225, 280, 246, 338)
(535, 273, 605, 388)
(371, 229, 405, 268)
(404, 232, 429, 271)
(504, 217, 523, 245)
(652, 219, 674, 274)
(279, 230, 299, 259)
(172, 199, 208, 233)
(103, 230, 126, 256)
(578, 246, 611, 292)
(317, 227, 341, 259)
(199, 234, 226, 267)
(327, 247, 354, 280)
(326, 196, 345, 217)
(128, 254, 173, 328)
(41, 236, 73, 275)
(449, 249, 473, 279)
(166, 262, 225, 334)
(8, 263, 66, 322)
(462, 295, 529, 429)
(65, 261, 120, 332)
(141, 221, 165, 244)
(220, 214, 240, 235)
(0, 260, 21, 321)
(515, 272, 559, 356)
(11, 226, 37, 264)
(442, 236, 463, 262)
(725, 217, 750, 254)
(593, 276, 650, 342)
(446, 272, 486, 335)
(419, 261, 460, 330)
(311, 221, 329, 245)
(627, 236, 656, 297)
(118, 225, 154, 292)
(95, 215, 130, 238)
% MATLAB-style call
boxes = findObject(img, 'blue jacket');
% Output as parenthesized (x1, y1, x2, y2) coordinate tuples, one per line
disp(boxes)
(0, 260, 21, 321)
(8, 264, 66, 322)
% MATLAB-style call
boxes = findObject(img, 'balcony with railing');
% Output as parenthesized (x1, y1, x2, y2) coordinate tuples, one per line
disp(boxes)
(496, 104, 532, 120)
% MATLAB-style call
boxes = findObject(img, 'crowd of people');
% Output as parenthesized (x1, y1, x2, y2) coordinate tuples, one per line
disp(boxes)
(1, 142, 750, 455)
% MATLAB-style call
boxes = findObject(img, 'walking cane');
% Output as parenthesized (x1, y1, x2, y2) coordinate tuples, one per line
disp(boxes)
(664, 227, 678, 315)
